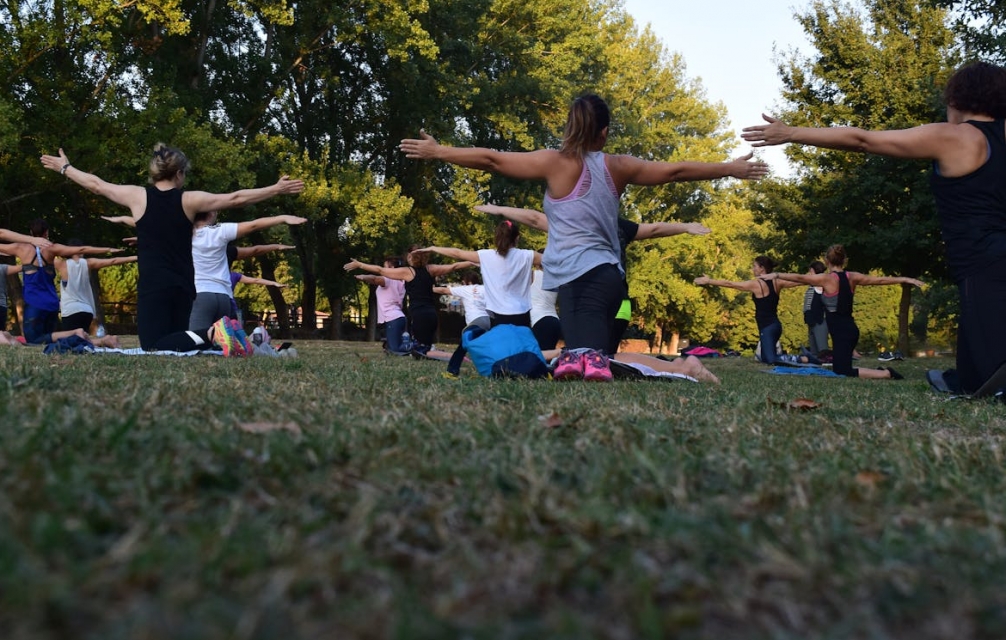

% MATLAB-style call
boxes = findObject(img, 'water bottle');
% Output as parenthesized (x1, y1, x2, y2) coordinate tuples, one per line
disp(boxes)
(96, 324, 107, 338)
(401, 331, 411, 350)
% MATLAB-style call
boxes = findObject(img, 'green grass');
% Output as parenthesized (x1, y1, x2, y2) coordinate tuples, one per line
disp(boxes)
(2, 341, 1005, 639)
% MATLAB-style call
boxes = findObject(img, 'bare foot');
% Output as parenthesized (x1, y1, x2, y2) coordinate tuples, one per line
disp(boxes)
(683, 355, 720, 385)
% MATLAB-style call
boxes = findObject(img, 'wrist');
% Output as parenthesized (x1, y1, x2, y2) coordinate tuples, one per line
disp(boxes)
(60, 162, 71, 176)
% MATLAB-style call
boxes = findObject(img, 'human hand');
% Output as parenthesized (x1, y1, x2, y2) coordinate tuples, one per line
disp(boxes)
(741, 114, 793, 148)
(343, 260, 363, 272)
(123, 237, 138, 246)
(284, 215, 308, 226)
(276, 176, 305, 195)
(728, 152, 770, 180)
(693, 275, 710, 286)
(410, 247, 433, 254)
(40, 148, 70, 173)
(399, 129, 440, 160)
(908, 278, 924, 288)
(685, 223, 711, 236)
(758, 272, 780, 281)
(28, 236, 52, 249)
(475, 204, 501, 215)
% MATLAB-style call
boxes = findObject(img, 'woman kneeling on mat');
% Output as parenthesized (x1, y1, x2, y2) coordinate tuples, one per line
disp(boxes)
(760, 245, 922, 379)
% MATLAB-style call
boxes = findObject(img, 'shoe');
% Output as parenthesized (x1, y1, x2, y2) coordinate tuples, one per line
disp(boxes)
(410, 344, 431, 360)
(582, 350, 613, 382)
(878, 351, 896, 362)
(442, 371, 460, 380)
(211, 316, 246, 357)
(880, 366, 904, 380)
(229, 317, 252, 354)
(553, 350, 584, 380)
(927, 369, 951, 393)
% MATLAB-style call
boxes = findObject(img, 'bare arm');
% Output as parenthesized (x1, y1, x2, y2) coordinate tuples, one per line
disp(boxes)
(238, 275, 286, 288)
(343, 260, 414, 281)
(235, 244, 296, 259)
(45, 245, 124, 259)
(611, 152, 769, 188)
(427, 261, 478, 277)
(693, 276, 762, 293)
(356, 274, 388, 287)
(87, 255, 138, 269)
(414, 246, 480, 263)
(182, 176, 305, 216)
(399, 130, 556, 181)
(41, 149, 147, 214)
(0, 229, 51, 247)
(766, 272, 832, 287)
(475, 204, 549, 231)
(432, 286, 452, 295)
(3, 263, 22, 275)
(532, 252, 543, 268)
(101, 215, 137, 228)
(635, 221, 711, 240)
(850, 272, 924, 288)
(235, 215, 307, 238)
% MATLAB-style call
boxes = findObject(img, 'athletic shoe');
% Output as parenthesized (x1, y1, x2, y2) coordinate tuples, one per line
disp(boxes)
(553, 350, 584, 380)
(229, 317, 253, 354)
(211, 316, 246, 357)
(926, 369, 951, 393)
(878, 351, 896, 362)
(582, 350, 613, 382)
(880, 366, 904, 380)
(441, 371, 460, 380)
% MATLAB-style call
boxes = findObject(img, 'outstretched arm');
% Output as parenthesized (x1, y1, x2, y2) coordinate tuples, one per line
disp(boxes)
(693, 276, 761, 293)
(41, 149, 146, 214)
(238, 275, 287, 288)
(476, 204, 548, 232)
(101, 215, 137, 228)
(235, 244, 296, 259)
(399, 130, 556, 181)
(182, 176, 305, 216)
(413, 246, 480, 263)
(432, 286, 453, 295)
(46, 245, 124, 259)
(344, 260, 414, 280)
(765, 272, 831, 287)
(611, 152, 769, 188)
(850, 273, 924, 288)
(356, 274, 388, 287)
(0, 229, 51, 247)
(2, 263, 23, 276)
(635, 221, 711, 240)
(86, 255, 138, 269)
(235, 215, 307, 239)
(427, 260, 478, 277)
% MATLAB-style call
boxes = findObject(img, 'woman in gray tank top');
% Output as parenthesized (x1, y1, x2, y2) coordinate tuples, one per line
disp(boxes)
(401, 94, 768, 380)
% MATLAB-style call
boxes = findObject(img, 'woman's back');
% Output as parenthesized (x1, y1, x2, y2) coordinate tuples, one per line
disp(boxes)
(137, 186, 194, 295)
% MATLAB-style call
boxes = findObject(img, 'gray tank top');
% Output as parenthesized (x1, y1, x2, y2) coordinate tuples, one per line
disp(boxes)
(541, 151, 621, 290)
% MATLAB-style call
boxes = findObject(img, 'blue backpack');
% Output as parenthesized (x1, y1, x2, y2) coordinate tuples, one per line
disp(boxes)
(462, 324, 549, 379)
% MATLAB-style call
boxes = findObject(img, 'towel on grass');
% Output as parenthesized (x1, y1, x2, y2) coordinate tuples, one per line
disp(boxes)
(764, 366, 844, 377)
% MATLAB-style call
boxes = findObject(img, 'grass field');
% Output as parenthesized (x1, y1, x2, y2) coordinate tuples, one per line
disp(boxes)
(1, 340, 1004, 639)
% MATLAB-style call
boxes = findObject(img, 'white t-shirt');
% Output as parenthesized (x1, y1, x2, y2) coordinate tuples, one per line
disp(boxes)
(529, 270, 558, 326)
(477, 248, 534, 315)
(192, 223, 239, 295)
(60, 257, 96, 317)
(448, 284, 488, 325)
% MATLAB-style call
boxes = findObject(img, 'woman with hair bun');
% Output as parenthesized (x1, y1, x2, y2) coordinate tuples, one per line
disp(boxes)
(761, 245, 923, 379)
(41, 144, 304, 351)
(400, 93, 768, 381)
(743, 60, 1006, 393)
(694, 255, 800, 365)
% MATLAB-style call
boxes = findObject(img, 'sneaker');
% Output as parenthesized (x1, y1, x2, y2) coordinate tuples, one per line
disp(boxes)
(926, 369, 951, 393)
(211, 316, 246, 357)
(582, 350, 613, 382)
(553, 350, 584, 380)
(441, 371, 460, 380)
(880, 366, 904, 380)
(878, 351, 896, 362)
(229, 317, 252, 354)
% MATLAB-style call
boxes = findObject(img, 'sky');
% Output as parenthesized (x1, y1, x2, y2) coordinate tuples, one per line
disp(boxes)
(621, 0, 812, 176)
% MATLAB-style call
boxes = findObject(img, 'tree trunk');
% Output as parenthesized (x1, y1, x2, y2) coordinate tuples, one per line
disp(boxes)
(90, 269, 104, 329)
(257, 254, 291, 338)
(329, 298, 342, 340)
(898, 283, 913, 356)
(668, 331, 680, 356)
(367, 286, 377, 342)
(653, 325, 663, 353)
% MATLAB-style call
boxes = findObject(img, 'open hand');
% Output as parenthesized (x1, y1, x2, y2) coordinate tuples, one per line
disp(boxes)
(399, 129, 440, 160)
(276, 176, 305, 195)
(343, 260, 363, 272)
(40, 148, 70, 173)
(741, 114, 792, 147)
(728, 152, 770, 180)
(693, 275, 710, 286)
(685, 222, 711, 236)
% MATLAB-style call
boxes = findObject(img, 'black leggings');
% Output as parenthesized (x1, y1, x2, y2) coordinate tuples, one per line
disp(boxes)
(409, 306, 438, 348)
(61, 311, 94, 333)
(828, 314, 860, 377)
(138, 287, 194, 351)
(533, 316, 561, 351)
(556, 264, 626, 353)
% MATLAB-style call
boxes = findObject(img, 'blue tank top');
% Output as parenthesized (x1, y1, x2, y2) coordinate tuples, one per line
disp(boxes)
(22, 247, 60, 312)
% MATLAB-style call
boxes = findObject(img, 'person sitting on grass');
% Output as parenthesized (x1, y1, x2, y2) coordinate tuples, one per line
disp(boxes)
(759, 244, 923, 380)
(433, 269, 491, 377)
(356, 257, 412, 355)
(54, 239, 136, 348)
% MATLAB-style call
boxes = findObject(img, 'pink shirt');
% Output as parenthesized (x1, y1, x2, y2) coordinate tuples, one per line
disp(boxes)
(376, 277, 406, 323)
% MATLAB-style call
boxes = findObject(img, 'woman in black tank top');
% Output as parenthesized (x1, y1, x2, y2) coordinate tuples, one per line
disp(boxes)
(345, 246, 476, 354)
(694, 255, 800, 364)
(41, 144, 304, 351)
(761, 245, 922, 380)
(742, 62, 1006, 392)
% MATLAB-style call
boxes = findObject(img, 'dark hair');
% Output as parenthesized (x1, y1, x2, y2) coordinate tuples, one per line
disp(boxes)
(194, 211, 218, 225)
(825, 244, 847, 268)
(809, 260, 826, 274)
(28, 218, 49, 237)
(460, 269, 482, 285)
(383, 256, 403, 268)
(494, 220, 520, 257)
(149, 143, 191, 183)
(560, 94, 610, 159)
(943, 61, 1006, 119)
(407, 244, 429, 267)
(753, 255, 776, 273)
(226, 242, 238, 264)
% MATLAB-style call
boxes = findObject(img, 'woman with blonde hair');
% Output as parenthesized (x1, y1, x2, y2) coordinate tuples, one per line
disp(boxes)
(401, 93, 768, 381)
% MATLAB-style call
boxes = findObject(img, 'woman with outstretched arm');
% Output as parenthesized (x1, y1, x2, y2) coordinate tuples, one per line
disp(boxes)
(742, 61, 1006, 394)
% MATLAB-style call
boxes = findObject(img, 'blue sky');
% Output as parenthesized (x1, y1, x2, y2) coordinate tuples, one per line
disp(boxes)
(621, 0, 811, 176)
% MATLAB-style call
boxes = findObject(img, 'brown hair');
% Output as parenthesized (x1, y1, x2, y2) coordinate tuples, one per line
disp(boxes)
(149, 143, 191, 184)
(28, 218, 49, 237)
(559, 94, 610, 159)
(809, 260, 826, 274)
(943, 61, 1006, 119)
(753, 255, 776, 273)
(406, 244, 429, 268)
(825, 244, 847, 268)
(494, 220, 520, 257)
